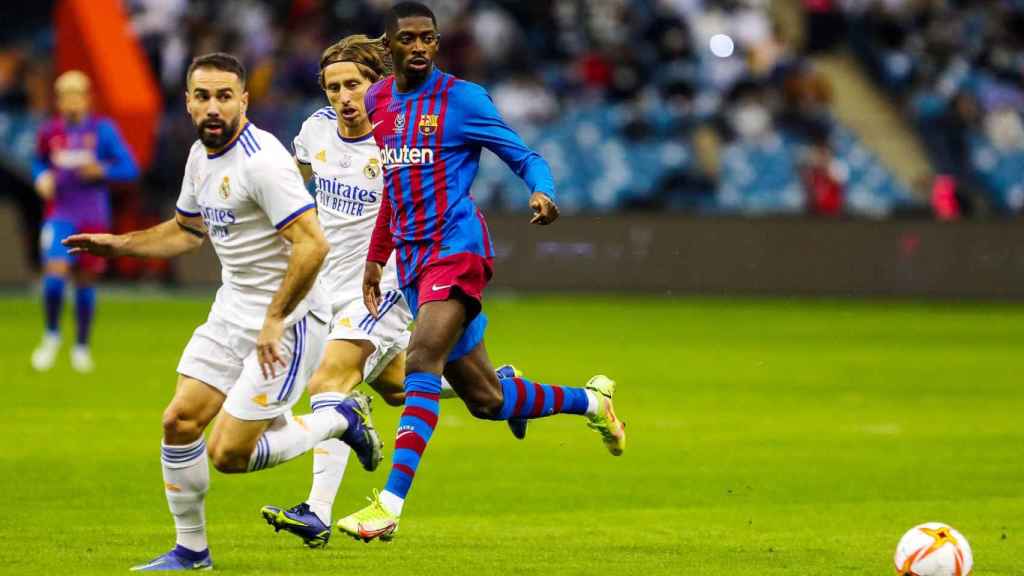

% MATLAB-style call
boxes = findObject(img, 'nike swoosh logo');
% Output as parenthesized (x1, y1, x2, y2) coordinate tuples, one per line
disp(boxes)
(432, 284, 452, 291)
(358, 524, 394, 539)
(396, 430, 415, 441)
(371, 121, 383, 130)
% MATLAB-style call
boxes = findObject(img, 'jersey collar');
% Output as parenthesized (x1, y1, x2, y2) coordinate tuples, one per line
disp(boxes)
(206, 120, 250, 159)
(337, 128, 374, 144)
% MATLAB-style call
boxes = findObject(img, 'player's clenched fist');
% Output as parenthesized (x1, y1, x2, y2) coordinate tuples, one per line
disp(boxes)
(362, 261, 384, 318)
(63, 233, 126, 257)
(529, 192, 559, 225)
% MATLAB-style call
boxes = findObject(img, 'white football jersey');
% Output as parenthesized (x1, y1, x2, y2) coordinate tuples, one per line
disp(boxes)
(294, 107, 399, 308)
(176, 121, 329, 329)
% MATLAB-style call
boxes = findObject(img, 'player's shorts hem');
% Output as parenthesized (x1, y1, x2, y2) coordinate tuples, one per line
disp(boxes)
(175, 370, 232, 398)
(220, 403, 295, 421)
(327, 327, 381, 345)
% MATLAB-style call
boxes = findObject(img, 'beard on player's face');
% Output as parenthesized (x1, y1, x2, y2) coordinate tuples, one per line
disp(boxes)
(196, 115, 239, 149)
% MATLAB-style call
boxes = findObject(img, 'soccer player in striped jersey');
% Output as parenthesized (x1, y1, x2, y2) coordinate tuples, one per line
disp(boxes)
(335, 2, 627, 543)
(65, 53, 383, 571)
(30, 70, 139, 373)
(259, 34, 525, 549)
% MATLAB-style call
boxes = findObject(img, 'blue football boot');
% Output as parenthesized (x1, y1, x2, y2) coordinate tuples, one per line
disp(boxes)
(336, 392, 383, 471)
(130, 545, 212, 571)
(496, 364, 529, 440)
(261, 502, 331, 548)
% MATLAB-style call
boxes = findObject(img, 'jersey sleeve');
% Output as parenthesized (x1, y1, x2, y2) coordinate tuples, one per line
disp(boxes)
(367, 185, 395, 265)
(293, 121, 311, 165)
(456, 82, 556, 201)
(175, 147, 201, 217)
(249, 146, 317, 230)
(96, 119, 140, 183)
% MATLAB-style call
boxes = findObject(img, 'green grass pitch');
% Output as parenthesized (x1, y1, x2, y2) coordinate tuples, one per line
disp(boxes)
(1, 293, 1022, 574)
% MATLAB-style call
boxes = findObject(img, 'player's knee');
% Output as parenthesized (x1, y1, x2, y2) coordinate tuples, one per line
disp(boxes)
(44, 260, 70, 276)
(405, 347, 444, 375)
(208, 444, 249, 474)
(308, 361, 361, 396)
(161, 407, 203, 443)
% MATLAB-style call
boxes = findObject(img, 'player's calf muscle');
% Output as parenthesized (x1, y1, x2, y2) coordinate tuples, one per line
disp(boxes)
(445, 351, 504, 419)
(207, 444, 251, 473)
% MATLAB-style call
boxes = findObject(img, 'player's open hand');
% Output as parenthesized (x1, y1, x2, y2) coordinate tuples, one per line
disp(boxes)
(363, 261, 384, 318)
(63, 233, 125, 258)
(529, 192, 559, 225)
(257, 316, 287, 379)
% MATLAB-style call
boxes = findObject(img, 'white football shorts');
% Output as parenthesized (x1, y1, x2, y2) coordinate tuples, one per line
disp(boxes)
(177, 310, 328, 421)
(327, 288, 412, 384)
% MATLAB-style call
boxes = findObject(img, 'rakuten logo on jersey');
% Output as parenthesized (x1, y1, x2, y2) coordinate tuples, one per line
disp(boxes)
(380, 145, 435, 169)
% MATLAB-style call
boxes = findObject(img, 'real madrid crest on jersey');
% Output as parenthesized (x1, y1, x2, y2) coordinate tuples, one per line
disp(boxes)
(363, 158, 381, 179)
(419, 114, 439, 136)
(219, 176, 231, 199)
(394, 112, 406, 133)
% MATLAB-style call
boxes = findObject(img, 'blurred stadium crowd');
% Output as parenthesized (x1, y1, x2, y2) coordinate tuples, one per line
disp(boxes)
(0, 0, 1022, 223)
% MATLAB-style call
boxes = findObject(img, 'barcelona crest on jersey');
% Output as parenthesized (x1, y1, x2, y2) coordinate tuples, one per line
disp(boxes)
(419, 114, 439, 136)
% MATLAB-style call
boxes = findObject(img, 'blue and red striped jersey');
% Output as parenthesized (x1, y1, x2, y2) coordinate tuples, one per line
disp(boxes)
(365, 68, 555, 287)
(33, 115, 138, 227)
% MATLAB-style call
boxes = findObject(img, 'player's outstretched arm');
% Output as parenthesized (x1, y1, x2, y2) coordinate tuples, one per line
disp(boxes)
(458, 82, 559, 225)
(63, 213, 205, 259)
(258, 209, 328, 378)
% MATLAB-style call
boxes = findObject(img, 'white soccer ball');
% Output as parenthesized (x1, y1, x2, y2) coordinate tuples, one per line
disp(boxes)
(894, 522, 973, 576)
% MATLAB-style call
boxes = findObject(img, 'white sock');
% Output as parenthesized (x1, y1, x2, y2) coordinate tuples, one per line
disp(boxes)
(438, 376, 458, 399)
(379, 490, 405, 516)
(305, 393, 351, 523)
(585, 390, 600, 416)
(248, 410, 347, 472)
(161, 438, 209, 553)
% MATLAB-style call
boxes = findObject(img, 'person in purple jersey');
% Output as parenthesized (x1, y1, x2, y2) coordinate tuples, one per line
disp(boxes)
(30, 70, 139, 373)
(335, 2, 627, 543)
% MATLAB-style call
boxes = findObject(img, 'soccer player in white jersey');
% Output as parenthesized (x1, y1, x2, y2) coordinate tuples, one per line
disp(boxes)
(63, 53, 384, 572)
(258, 35, 526, 548)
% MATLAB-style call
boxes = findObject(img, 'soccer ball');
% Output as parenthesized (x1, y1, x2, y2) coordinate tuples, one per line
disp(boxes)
(894, 522, 973, 576)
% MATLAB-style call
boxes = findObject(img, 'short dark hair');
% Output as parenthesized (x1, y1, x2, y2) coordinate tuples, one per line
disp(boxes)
(386, 1, 437, 36)
(186, 52, 247, 87)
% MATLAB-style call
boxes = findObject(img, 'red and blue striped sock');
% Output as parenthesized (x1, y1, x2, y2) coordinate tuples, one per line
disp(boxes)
(497, 376, 590, 420)
(383, 372, 442, 501)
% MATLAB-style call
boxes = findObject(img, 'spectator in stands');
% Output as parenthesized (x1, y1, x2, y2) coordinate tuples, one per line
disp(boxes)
(801, 124, 844, 216)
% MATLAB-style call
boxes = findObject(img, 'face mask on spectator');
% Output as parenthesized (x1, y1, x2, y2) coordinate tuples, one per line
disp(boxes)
(732, 103, 771, 140)
(985, 109, 1024, 152)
